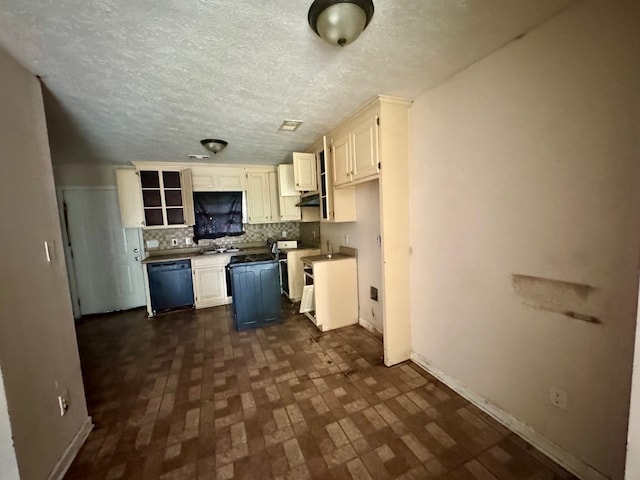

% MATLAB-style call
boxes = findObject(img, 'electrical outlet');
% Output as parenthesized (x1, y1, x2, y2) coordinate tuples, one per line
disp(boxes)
(344, 234, 349, 244)
(376, 235, 382, 246)
(185, 237, 192, 246)
(549, 387, 567, 410)
(58, 390, 69, 416)
(146, 239, 159, 249)
(171, 238, 178, 246)
(282, 231, 287, 238)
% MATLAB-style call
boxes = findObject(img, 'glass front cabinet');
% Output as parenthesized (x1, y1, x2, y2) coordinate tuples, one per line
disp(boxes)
(139, 169, 194, 228)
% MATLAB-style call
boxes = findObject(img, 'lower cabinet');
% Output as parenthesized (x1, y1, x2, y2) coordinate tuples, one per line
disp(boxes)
(192, 255, 232, 308)
(301, 256, 358, 331)
(229, 261, 282, 330)
(283, 248, 320, 301)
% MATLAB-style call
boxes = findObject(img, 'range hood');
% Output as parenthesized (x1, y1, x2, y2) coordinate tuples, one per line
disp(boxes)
(296, 194, 320, 207)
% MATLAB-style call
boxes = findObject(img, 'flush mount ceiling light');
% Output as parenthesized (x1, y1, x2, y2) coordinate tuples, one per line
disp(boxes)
(200, 139, 228, 154)
(278, 120, 303, 132)
(308, 0, 374, 47)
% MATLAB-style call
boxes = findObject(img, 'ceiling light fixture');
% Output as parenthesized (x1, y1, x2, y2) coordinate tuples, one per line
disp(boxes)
(308, 0, 374, 48)
(200, 139, 228, 154)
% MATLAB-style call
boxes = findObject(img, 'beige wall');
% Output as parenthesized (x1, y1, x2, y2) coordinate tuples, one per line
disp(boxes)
(0, 48, 90, 479)
(321, 181, 383, 333)
(408, 0, 640, 478)
(53, 163, 118, 187)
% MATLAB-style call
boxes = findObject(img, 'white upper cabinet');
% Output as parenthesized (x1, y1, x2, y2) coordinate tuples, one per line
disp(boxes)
(115, 169, 144, 227)
(245, 168, 280, 224)
(331, 108, 380, 187)
(351, 114, 379, 181)
(277, 165, 301, 221)
(135, 166, 195, 228)
(191, 165, 245, 191)
(293, 152, 317, 191)
(277, 164, 298, 196)
(331, 132, 352, 187)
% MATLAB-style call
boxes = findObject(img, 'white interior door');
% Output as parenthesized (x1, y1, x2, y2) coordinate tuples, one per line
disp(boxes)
(63, 188, 146, 315)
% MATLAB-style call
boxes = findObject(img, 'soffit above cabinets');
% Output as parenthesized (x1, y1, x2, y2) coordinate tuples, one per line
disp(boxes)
(0, 0, 574, 167)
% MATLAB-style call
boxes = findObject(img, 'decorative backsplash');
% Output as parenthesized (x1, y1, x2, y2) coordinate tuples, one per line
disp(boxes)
(143, 222, 301, 251)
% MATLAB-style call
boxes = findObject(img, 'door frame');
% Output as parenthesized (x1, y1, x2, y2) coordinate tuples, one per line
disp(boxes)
(57, 186, 145, 319)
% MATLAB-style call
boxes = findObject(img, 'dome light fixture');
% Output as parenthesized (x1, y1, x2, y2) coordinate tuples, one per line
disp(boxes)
(200, 139, 228, 154)
(308, 0, 374, 48)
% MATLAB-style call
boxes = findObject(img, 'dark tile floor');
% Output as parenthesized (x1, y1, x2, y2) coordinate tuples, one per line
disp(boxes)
(65, 301, 576, 480)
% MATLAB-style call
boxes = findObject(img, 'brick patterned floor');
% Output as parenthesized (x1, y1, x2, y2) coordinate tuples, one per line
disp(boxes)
(65, 302, 576, 479)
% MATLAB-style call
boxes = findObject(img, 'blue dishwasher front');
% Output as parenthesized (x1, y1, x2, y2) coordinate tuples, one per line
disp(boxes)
(147, 260, 194, 314)
(229, 260, 281, 330)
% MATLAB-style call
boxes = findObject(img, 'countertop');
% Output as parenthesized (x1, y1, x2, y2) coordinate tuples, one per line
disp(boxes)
(300, 246, 357, 265)
(300, 253, 354, 264)
(141, 244, 322, 265)
(141, 247, 268, 265)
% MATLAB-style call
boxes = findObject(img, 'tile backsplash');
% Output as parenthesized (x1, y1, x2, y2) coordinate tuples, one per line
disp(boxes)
(143, 222, 301, 251)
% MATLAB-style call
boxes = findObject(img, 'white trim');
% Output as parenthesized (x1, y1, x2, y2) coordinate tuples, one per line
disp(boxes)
(47, 416, 93, 480)
(410, 352, 607, 480)
(358, 317, 383, 338)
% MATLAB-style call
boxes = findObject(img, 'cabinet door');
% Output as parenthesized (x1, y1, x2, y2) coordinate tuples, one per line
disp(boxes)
(277, 164, 297, 196)
(191, 166, 216, 191)
(181, 169, 195, 225)
(279, 195, 301, 221)
(268, 171, 280, 223)
(331, 132, 352, 187)
(351, 114, 379, 181)
(215, 166, 245, 191)
(115, 169, 144, 227)
(193, 265, 227, 308)
(293, 152, 317, 191)
(140, 170, 164, 226)
(245, 171, 272, 223)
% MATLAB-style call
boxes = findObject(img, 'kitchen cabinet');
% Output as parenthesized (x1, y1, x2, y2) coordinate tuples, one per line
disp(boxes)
(245, 168, 280, 223)
(293, 152, 317, 192)
(277, 165, 301, 221)
(279, 196, 301, 221)
(331, 132, 352, 187)
(351, 113, 379, 180)
(191, 165, 245, 192)
(281, 248, 320, 301)
(311, 137, 356, 223)
(137, 168, 195, 228)
(115, 168, 144, 227)
(192, 254, 232, 308)
(301, 255, 358, 331)
(330, 105, 380, 187)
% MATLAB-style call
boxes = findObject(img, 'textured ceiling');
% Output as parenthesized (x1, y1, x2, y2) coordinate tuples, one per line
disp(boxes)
(0, 0, 574, 166)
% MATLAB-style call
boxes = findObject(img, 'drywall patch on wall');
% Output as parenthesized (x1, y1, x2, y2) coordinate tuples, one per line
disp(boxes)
(511, 274, 601, 323)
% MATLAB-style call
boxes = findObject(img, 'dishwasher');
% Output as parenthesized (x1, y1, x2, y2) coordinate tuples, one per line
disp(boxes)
(147, 260, 194, 314)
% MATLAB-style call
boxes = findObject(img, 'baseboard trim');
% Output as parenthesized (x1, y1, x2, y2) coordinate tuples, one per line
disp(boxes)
(358, 317, 383, 338)
(48, 416, 93, 480)
(410, 352, 606, 480)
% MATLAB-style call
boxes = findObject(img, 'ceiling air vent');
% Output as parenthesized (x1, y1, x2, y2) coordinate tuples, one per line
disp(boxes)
(278, 120, 303, 132)
(187, 154, 210, 160)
